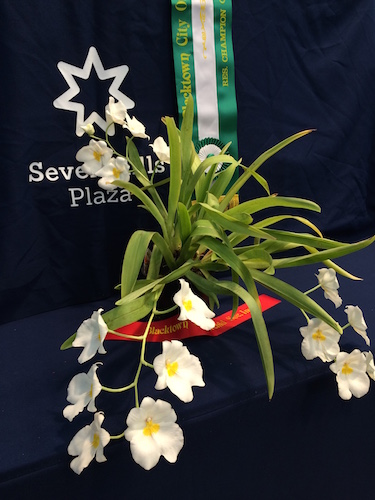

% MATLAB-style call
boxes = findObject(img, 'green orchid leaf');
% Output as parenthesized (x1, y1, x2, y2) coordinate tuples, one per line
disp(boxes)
(183, 154, 238, 205)
(254, 215, 323, 237)
(180, 95, 194, 175)
(251, 170, 270, 195)
(147, 245, 163, 280)
(103, 292, 156, 331)
(126, 138, 168, 218)
(116, 259, 196, 306)
(113, 180, 168, 238)
(121, 231, 155, 297)
(60, 332, 76, 350)
(250, 269, 342, 333)
(164, 116, 182, 234)
(151, 232, 176, 270)
(272, 236, 375, 268)
(226, 196, 321, 217)
(126, 137, 149, 182)
(267, 230, 374, 251)
(197, 203, 273, 240)
(213, 278, 275, 400)
(220, 129, 314, 210)
(209, 162, 238, 199)
(177, 202, 192, 245)
(184, 270, 221, 307)
(199, 236, 260, 307)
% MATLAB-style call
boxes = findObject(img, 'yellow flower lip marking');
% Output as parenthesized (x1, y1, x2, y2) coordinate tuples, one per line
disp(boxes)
(312, 329, 326, 342)
(92, 433, 100, 448)
(93, 150, 102, 162)
(112, 167, 121, 179)
(166, 360, 179, 377)
(143, 417, 160, 436)
(89, 384, 93, 398)
(342, 363, 353, 375)
(183, 299, 193, 312)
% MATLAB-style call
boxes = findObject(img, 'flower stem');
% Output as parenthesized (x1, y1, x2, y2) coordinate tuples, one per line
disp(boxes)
(110, 431, 125, 440)
(101, 381, 136, 393)
(107, 329, 144, 341)
(300, 308, 310, 323)
(133, 302, 158, 408)
(154, 304, 178, 315)
(304, 284, 321, 295)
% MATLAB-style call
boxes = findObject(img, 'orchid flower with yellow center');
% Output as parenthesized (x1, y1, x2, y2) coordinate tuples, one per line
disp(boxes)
(299, 318, 340, 362)
(329, 349, 370, 400)
(173, 279, 215, 331)
(345, 305, 370, 346)
(72, 308, 108, 364)
(63, 363, 102, 422)
(153, 340, 205, 402)
(125, 397, 184, 470)
(96, 156, 131, 191)
(316, 268, 342, 308)
(76, 139, 112, 175)
(68, 412, 110, 475)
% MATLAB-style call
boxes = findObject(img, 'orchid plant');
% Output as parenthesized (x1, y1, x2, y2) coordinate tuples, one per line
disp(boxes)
(61, 95, 374, 474)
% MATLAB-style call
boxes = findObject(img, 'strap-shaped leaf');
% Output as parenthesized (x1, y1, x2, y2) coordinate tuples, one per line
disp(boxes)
(272, 236, 375, 268)
(198, 236, 260, 306)
(220, 129, 314, 210)
(213, 278, 275, 400)
(254, 215, 323, 237)
(226, 196, 321, 217)
(103, 292, 156, 330)
(250, 269, 342, 333)
(180, 94, 194, 178)
(116, 259, 196, 306)
(164, 116, 182, 234)
(197, 203, 273, 240)
(121, 231, 155, 297)
(177, 202, 192, 245)
(113, 180, 168, 239)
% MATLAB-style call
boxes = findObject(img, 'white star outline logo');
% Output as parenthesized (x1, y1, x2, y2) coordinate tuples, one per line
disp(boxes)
(53, 46, 135, 137)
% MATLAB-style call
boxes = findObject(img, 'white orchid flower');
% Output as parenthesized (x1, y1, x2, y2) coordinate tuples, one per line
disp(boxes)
(68, 412, 110, 475)
(153, 340, 205, 402)
(123, 115, 150, 139)
(72, 308, 108, 364)
(345, 305, 370, 346)
(150, 137, 170, 164)
(316, 268, 342, 308)
(173, 279, 215, 331)
(63, 363, 102, 422)
(96, 156, 130, 191)
(80, 123, 95, 136)
(329, 349, 370, 400)
(105, 96, 128, 126)
(299, 318, 340, 362)
(364, 352, 375, 381)
(76, 139, 113, 176)
(125, 397, 184, 470)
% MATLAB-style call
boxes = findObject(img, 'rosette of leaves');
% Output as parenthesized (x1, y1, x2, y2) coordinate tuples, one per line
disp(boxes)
(64, 95, 375, 401)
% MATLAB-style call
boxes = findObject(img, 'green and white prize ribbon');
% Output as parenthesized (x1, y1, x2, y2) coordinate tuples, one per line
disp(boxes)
(171, 0, 238, 189)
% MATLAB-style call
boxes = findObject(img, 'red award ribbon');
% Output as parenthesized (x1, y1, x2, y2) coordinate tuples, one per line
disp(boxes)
(106, 294, 280, 342)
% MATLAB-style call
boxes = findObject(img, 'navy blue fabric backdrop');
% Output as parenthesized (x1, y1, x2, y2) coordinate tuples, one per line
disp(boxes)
(1, 0, 374, 324)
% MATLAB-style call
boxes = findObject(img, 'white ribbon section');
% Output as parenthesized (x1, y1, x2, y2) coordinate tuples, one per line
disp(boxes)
(191, 0, 219, 140)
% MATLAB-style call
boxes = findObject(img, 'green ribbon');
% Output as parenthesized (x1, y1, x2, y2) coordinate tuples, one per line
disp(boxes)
(171, 0, 238, 160)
